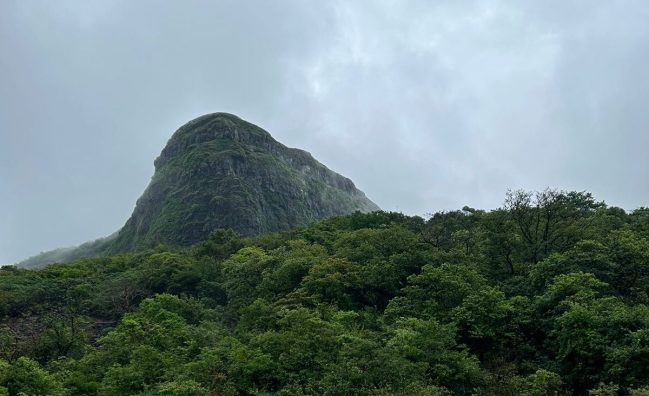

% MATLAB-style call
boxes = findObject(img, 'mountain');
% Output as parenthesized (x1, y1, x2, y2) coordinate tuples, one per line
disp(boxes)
(108, 113, 379, 251)
(17, 113, 379, 268)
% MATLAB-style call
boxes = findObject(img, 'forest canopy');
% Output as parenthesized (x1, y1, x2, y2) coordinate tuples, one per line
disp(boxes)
(1, 189, 649, 395)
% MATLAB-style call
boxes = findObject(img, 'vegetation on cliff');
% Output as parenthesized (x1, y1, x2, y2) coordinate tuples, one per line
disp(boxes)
(2, 189, 649, 395)
(111, 113, 379, 253)
(16, 113, 378, 268)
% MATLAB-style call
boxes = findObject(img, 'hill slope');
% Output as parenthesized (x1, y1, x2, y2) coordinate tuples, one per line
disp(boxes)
(3, 194, 649, 395)
(108, 113, 379, 252)
(17, 113, 378, 268)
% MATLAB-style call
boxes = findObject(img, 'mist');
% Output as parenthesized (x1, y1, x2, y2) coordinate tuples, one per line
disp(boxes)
(2, 0, 649, 264)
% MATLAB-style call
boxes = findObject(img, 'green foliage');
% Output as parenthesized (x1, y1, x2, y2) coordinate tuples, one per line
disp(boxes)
(0, 357, 63, 396)
(509, 369, 563, 396)
(385, 317, 483, 393)
(2, 189, 648, 394)
(385, 263, 487, 322)
(107, 113, 380, 254)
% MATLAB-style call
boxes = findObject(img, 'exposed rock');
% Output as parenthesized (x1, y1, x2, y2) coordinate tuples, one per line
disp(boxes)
(18, 113, 379, 267)
(109, 113, 379, 252)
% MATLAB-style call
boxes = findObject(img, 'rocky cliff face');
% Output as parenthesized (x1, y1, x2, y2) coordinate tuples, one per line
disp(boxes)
(108, 113, 379, 252)
(17, 113, 379, 268)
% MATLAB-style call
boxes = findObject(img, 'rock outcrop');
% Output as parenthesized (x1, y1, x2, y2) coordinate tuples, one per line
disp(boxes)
(109, 113, 379, 251)
(17, 113, 379, 268)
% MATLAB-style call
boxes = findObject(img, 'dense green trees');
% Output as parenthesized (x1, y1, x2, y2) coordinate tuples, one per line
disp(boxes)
(1, 189, 648, 395)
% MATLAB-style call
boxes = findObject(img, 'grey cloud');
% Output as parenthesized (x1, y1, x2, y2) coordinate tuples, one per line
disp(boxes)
(1, 0, 648, 263)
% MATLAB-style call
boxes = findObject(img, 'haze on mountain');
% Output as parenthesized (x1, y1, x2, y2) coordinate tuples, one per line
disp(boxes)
(2, 1, 649, 264)
(17, 113, 379, 268)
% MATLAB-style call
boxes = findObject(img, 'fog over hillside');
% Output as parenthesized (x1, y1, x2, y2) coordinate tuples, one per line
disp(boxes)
(2, 0, 648, 263)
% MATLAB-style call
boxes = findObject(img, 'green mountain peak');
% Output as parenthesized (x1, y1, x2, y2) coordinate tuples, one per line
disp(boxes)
(109, 113, 379, 252)
(18, 113, 378, 267)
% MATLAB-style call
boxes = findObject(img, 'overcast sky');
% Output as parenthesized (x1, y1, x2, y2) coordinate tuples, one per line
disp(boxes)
(1, 0, 649, 264)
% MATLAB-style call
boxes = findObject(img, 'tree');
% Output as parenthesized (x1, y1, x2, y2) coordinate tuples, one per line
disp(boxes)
(551, 297, 649, 392)
(385, 317, 483, 394)
(385, 263, 487, 322)
(509, 369, 563, 396)
(505, 189, 603, 263)
(221, 247, 275, 318)
(607, 230, 649, 298)
(453, 287, 533, 362)
(0, 357, 63, 396)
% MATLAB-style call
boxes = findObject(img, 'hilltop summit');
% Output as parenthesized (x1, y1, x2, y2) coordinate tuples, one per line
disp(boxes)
(18, 113, 378, 267)
(109, 113, 379, 251)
